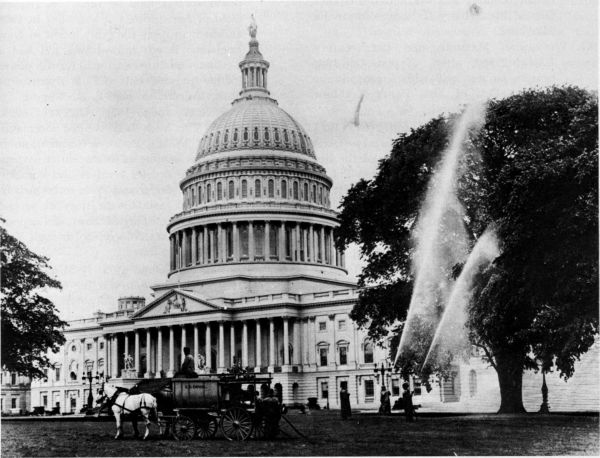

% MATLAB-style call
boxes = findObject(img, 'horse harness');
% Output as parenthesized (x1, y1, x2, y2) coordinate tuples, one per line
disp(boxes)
(107, 390, 150, 416)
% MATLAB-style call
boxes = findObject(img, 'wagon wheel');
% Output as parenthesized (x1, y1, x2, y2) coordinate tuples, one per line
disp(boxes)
(173, 414, 196, 441)
(195, 416, 218, 439)
(220, 407, 253, 441)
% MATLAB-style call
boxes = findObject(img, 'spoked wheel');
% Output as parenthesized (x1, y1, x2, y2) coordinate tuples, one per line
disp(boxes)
(195, 415, 218, 440)
(220, 407, 253, 441)
(172, 414, 196, 441)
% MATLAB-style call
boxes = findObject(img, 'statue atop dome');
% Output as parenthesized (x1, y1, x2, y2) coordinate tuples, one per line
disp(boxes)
(248, 14, 257, 39)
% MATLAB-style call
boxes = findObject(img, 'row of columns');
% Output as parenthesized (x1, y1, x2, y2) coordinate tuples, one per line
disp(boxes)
(170, 221, 345, 272)
(241, 64, 267, 90)
(102, 316, 352, 379)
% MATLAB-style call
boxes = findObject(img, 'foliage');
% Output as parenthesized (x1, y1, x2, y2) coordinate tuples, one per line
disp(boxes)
(336, 86, 598, 410)
(1, 222, 67, 378)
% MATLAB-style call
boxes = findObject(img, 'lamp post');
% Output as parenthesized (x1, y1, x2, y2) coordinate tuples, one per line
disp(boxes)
(539, 370, 550, 414)
(373, 359, 396, 388)
(81, 363, 101, 416)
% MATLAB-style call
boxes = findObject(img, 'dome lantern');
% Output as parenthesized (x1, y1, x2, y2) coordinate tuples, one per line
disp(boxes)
(238, 15, 270, 97)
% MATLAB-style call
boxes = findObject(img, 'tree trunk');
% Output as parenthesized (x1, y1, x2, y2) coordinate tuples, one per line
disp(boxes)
(495, 354, 526, 413)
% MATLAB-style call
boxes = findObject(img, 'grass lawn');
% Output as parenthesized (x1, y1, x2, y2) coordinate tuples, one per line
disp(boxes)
(1, 411, 598, 456)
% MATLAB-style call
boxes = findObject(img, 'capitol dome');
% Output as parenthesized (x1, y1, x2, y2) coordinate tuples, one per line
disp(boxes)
(195, 97, 316, 160)
(165, 18, 347, 288)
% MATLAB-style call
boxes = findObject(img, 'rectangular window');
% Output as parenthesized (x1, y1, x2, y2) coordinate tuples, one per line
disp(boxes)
(42, 395, 48, 407)
(86, 343, 92, 350)
(392, 379, 400, 396)
(339, 346, 347, 365)
(319, 348, 328, 366)
(11, 398, 17, 409)
(99, 342, 104, 350)
(240, 223, 249, 258)
(365, 379, 375, 400)
(269, 225, 278, 258)
(413, 377, 422, 396)
(318, 321, 326, 331)
(254, 223, 264, 258)
(320, 381, 329, 399)
(11, 373, 16, 385)
(226, 225, 234, 259)
(55, 367, 61, 381)
(338, 320, 346, 330)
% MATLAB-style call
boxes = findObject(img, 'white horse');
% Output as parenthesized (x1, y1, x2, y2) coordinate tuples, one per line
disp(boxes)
(97, 383, 158, 440)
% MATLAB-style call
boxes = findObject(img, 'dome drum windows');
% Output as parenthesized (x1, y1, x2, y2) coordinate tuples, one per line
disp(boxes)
(281, 180, 287, 199)
(253, 127, 260, 144)
(283, 129, 290, 146)
(254, 179, 262, 198)
(217, 182, 223, 201)
(241, 179, 248, 198)
(228, 180, 235, 199)
(268, 179, 274, 198)
(293, 181, 299, 200)
(274, 128, 280, 145)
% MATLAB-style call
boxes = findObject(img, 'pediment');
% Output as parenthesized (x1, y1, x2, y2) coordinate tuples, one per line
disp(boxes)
(132, 289, 222, 319)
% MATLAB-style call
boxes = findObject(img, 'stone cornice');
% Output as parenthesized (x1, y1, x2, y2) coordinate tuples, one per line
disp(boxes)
(167, 203, 339, 230)
(159, 270, 354, 288)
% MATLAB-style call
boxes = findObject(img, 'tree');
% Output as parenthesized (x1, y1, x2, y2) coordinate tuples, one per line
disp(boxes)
(1, 221, 67, 378)
(336, 86, 598, 413)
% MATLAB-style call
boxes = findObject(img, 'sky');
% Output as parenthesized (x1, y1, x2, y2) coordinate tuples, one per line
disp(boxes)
(1, 1, 597, 321)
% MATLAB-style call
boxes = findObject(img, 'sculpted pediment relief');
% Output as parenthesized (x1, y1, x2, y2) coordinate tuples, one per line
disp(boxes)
(132, 290, 221, 319)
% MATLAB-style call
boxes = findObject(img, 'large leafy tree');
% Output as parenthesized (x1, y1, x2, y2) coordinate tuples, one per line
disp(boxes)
(1, 222, 67, 378)
(336, 86, 598, 413)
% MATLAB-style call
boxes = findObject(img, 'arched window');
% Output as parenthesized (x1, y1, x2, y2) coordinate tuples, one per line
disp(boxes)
(215, 131, 220, 148)
(198, 185, 202, 203)
(274, 128, 280, 144)
(191, 187, 196, 206)
(303, 182, 308, 201)
(228, 180, 235, 199)
(233, 128, 239, 145)
(318, 186, 323, 204)
(254, 179, 261, 198)
(253, 126, 259, 143)
(293, 181, 299, 200)
(281, 180, 287, 199)
(217, 182, 223, 200)
(363, 339, 374, 364)
(208, 133, 214, 151)
(243, 127, 249, 142)
(283, 129, 290, 145)
(312, 184, 316, 203)
(264, 127, 270, 144)
(268, 179, 274, 198)
(206, 183, 212, 202)
(241, 179, 248, 198)
(291, 131, 297, 148)
(469, 370, 477, 397)
(224, 129, 229, 146)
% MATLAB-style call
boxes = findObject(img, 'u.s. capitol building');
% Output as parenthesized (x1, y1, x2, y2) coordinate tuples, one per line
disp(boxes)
(23, 23, 598, 417)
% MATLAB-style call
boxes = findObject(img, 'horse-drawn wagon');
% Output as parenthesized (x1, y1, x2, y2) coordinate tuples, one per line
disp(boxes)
(132, 373, 281, 441)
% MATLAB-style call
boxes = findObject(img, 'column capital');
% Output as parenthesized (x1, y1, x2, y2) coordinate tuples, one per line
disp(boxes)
(328, 314, 336, 321)
(308, 316, 316, 321)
